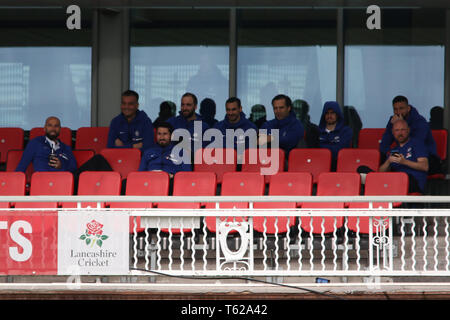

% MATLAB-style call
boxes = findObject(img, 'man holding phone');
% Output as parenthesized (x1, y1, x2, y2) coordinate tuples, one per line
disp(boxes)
(379, 119, 429, 193)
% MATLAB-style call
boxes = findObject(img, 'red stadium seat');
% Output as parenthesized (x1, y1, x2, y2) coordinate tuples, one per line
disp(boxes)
(15, 172, 74, 209)
(241, 148, 285, 184)
(6, 150, 34, 186)
(29, 127, 72, 147)
(205, 172, 265, 233)
(301, 172, 361, 234)
(99, 148, 141, 180)
(61, 171, 121, 208)
(347, 172, 408, 234)
(0, 128, 24, 163)
(337, 148, 380, 173)
(75, 127, 109, 154)
(72, 149, 95, 168)
(288, 148, 331, 184)
(194, 148, 236, 184)
(0, 172, 26, 208)
(357, 128, 385, 149)
(253, 172, 313, 234)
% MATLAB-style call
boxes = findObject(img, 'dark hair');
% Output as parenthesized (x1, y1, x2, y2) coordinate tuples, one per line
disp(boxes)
(122, 89, 139, 102)
(272, 94, 292, 108)
(182, 92, 198, 106)
(226, 97, 241, 108)
(392, 95, 408, 105)
(155, 121, 174, 134)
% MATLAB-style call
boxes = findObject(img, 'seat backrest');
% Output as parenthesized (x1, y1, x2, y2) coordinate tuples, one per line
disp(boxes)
(194, 148, 236, 184)
(6, 150, 33, 185)
(316, 172, 361, 197)
(30, 127, 72, 147)
(172, 171, 217, 196)
(432, 129, 447, 160)
(73, 149, 95, 167)
(287, 148, 331, 184)
(337, 148, 380, 172)
(221, 172, 265, 209)
(0, 128, 24, 163)
(0, 172, 26, 208)
(75, 127, 109, 154)
(268, 171, 312, 196)
(357, 128, 385, 149)
(99, 148, 141, 180)
(241, 148, 285, 183)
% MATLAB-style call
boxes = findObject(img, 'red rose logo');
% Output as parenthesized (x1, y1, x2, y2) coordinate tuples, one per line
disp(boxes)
(87, 220, 103, 236)
(79, 220, 109, 247)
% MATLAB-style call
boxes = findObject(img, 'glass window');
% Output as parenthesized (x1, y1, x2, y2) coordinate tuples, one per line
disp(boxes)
(130, 9, 229, 122)
(344, 9, 445, 128)
(237, 9, 337, 124)
(0, 9, 92, 130)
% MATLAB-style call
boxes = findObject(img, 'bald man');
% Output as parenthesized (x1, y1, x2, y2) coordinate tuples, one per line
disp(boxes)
(16, 116, 77, 173)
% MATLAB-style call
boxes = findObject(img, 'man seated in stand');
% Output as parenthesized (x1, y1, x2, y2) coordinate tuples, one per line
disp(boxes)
(15, 116, 77, 173)
(379, 119, 429, 194)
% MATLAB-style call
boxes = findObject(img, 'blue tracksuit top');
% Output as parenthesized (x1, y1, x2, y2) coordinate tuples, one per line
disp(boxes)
(318, 101, 353, 160)
(261, 110, 304, 153)
(107, 110, 155, 151)
(380, 105, 437, 158)
(15, 136, 77, 173)
(167, 112, 210, 148)
(138, 143, 192, 174)
(213, 112, 257, 150)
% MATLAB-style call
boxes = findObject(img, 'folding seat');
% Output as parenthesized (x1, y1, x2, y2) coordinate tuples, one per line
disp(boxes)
(241, 148, 285, 184)
(194, 148, 236, 184)
(6, 150, 34, 186)
(0, 128, 24, 163)
(75, 127, 109, 154)
(429, 129, 448, 180)
(205, 172, 265, 233)
(287, 148, 331, 184)
(29, 127, 72, 147)
(347, 172, 408, 234)
(61, 171, 121, 208)
(337, 148, 380, 173)
(72, 149, 95, 168)
(253, 172, 312, 234)
(357, 128, 385, 149)
(99, 148, 141, 180)
(301, 172, 361, 234)
(109, 171, 170, 233)
(157, 172, 217, 234)
(0, 172, 26, 208)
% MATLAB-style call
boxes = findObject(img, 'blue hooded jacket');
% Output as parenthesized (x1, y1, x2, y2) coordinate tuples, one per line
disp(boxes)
(138, 143, 192, 174)
(213, 112, 257, 150)
(318, 101, 353, 160)
(167, 112, 210, 149)
(380, 105, 437, 158)
(261, 110, 304, 153)
(15, 136, 77, 173)
(107, 109, 155, 151)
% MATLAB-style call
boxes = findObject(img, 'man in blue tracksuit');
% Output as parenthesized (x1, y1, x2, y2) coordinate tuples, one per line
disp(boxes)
(213, 97, 257, 151)
(16, 116, 77, 173)
(318, 101, 353, 171)
(139, 122, 191, 178)
(259, 94, 304, 155)
(107, 90, 155, 151)
(379, 95, 439, 174)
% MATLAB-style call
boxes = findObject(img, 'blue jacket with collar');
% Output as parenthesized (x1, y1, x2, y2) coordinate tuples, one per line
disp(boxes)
(15, 136, 77, 173)
(261, 110, 304, 153)
(213, 112, 257, 150)
(138, 143, 192, 174)
(107, 109, 155, 151)
(167, 112, 210, 149)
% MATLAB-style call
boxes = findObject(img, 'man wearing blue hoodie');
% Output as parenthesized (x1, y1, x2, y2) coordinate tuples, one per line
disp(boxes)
(259, 94, 304, 155)
(318, 101, 353, 171)
(380, 95, 440, 174)
(213, 97, 257, 151)
(107, 90, 155, 151)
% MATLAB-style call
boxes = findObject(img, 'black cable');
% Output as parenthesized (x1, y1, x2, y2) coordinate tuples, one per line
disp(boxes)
(130, 267, 347, 300)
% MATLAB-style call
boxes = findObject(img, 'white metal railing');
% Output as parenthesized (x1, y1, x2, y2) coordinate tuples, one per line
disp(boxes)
(1, 195, 450, 281)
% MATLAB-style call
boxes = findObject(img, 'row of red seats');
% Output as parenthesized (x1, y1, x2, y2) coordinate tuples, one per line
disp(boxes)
(0, 171, 408, 235)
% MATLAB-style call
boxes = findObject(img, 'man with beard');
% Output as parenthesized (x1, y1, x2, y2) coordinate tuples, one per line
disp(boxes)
(379, 119, 428, 194)
(213, 97, 257, 150)
(138, 122, 191, 178)
(16, 116, 77, 172)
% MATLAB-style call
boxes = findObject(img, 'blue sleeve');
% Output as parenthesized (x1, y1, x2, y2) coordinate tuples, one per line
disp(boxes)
(107, 118, 118, 148)
(61, 147, 77, 172)
(141, 118, 155, 151)
(410, 119, 430, 145)
(279, 121, 304, 151)
(15, 140, 35, 172)
(138, 153, 148, 171)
